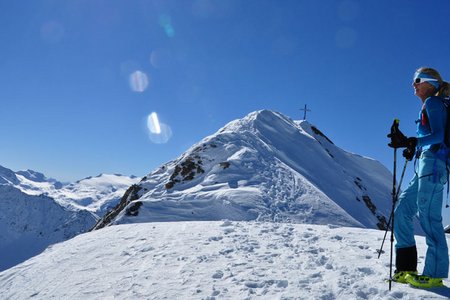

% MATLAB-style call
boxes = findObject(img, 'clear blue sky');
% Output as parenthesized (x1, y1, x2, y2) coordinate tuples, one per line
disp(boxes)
(1, 2, 450, 202)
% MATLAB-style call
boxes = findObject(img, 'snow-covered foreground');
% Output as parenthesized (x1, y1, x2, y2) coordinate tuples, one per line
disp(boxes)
(1, 221, 449, 300)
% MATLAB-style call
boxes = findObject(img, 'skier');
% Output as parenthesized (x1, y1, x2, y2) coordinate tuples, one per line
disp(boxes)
(388, 67, 450, 288)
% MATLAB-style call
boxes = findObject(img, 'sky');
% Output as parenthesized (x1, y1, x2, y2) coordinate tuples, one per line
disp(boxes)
(1, 2, 450, 191)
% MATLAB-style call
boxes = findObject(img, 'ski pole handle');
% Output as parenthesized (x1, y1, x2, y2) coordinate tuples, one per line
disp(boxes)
(390, 119, 400, 135)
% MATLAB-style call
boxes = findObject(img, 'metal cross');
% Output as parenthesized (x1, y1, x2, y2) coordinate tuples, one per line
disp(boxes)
(300, 104, 311, 120)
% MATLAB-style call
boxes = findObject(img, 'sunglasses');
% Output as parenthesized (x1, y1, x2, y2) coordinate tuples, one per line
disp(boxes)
(413, 77, 438, 84)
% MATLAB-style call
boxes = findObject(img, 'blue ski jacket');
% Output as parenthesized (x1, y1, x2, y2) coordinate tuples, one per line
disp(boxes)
(416, 96, 447, 155)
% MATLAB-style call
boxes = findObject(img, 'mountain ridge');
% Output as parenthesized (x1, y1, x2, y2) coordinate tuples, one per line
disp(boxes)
(93, 110, 392, 230)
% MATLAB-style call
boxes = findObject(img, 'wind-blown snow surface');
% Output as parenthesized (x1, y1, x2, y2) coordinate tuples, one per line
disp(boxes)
(1, 221, 449, 299)
(103, 110, 392, 231)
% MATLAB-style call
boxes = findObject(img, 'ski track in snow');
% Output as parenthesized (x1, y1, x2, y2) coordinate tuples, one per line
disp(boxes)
(1, 221, 450, 299)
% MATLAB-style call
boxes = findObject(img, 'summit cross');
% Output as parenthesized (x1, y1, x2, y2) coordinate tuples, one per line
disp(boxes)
(300, 104, 311, 120)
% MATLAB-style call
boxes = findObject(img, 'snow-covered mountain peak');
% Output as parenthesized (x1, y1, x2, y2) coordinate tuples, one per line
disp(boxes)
(93, 110, 392, 231)
(0, 165, 20, 185)
(217, 110, 332, 157)
(74, 173, 138, 187)
(16, 169, 55, 183)
(1, 165, 63, 195)
(219, 110, 306, 136)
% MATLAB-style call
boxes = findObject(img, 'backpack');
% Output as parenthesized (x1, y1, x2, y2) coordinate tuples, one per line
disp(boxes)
(441, 97, 450, 151)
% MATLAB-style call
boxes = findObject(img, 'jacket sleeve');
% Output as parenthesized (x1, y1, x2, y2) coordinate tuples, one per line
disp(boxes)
(417, 97, 447, 147)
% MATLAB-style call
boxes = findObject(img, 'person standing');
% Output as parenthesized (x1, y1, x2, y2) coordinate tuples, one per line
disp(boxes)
(388, 67, 450, 288)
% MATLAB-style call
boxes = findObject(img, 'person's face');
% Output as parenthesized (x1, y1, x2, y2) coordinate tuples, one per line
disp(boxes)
(412, 80, 436, 101)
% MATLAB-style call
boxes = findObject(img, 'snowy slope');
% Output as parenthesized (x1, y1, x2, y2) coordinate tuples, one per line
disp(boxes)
(95, 110, 392, 230)
(1, 221, 449, 299)
(0, 185, 97, 271)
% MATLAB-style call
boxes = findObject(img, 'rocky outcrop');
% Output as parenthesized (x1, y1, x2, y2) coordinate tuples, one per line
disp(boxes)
(91, 184, 142, 230)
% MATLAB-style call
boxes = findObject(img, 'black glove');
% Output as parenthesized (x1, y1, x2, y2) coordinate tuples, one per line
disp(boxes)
(403, 148, 414, 161)
(402, 137, 417, 160)
(387, 127, 408, 148)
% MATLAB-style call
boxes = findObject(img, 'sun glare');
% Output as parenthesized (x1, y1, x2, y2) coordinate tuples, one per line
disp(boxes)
(148, 112, 161, 134)
(146, 112, 172, 144)
(129, 70, 149, 92)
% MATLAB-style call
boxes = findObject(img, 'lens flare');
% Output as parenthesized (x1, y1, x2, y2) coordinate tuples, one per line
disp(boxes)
(146, 112, 172, 144)
(129, 70, 149, 92)
(147, 112, 161, 134)
(159, 14, 175, 38)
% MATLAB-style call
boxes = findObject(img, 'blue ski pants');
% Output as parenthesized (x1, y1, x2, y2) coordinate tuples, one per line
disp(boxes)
(394, 150, 449, 278)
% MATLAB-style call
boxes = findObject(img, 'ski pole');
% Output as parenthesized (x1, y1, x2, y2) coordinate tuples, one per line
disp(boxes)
(388, 119, 400, 291)
(377, 159, 408, 258)
(388, 150, 397, 290)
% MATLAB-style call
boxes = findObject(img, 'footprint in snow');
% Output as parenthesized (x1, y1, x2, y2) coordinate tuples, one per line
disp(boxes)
(281, 232, 293, 239)
(276, 280, 289, 288)
(315, 255, 328, 266)
(196, 255, 209, 263)
(219, 248, 234, 255)
(267, 243, 279, 250)
(357, 267, 374, 275)
(302, 232, 313, 239)
(208, 236, 223, 242)
(245, 281, 261, 289)
(309, 272, 323, 283)
(222, 227, 235, 234)
(140, 246, 155, 253)
(212, 270, 224, 279)
(306, 247, 324, 255)
(244, 279, 289, 290)
(259, 229, 270, 235)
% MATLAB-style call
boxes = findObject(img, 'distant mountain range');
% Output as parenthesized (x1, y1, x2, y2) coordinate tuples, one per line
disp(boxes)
(0, 166, 139, 271)
(93, 110, 393, 232)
